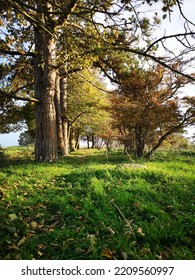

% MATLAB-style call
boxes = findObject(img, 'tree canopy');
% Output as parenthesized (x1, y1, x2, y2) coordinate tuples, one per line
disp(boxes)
(0, 0, 195, 161)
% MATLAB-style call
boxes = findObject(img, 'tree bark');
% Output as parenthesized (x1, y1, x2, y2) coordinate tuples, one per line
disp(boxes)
(55, 74, 65, 156)
(34, 26, 58, 162)
(135, 124, 145, 158)
(91, 134, 95, 149)
(60, 76, 69, 155)
(69, 126, 76, 151)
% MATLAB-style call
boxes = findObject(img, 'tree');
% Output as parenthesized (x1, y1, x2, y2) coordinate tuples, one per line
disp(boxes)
(1, 0, 195, 162)
(66, 69, 110, 151)
(109, 63, 195, 157)
(18, 130, 34, 146)
(161, 133, 190, 150)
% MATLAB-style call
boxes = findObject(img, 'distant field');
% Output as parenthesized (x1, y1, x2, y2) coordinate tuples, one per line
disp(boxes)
(0, 147, 194, 259)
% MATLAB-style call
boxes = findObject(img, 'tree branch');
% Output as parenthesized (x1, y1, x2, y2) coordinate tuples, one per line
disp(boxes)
(144, 32, 195, 54)
(110, 46, 195, 81)
(0, 49, 35, 57)
(4, 0, 56, 37)
(76, 71, 112, 94)
(0, 83, 40, 103)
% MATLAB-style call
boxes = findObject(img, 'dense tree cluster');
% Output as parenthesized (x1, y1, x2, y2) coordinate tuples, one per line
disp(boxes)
(0, 0, 195, 161)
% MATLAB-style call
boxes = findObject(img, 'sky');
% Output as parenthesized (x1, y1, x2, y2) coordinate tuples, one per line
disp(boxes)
(0, 0, 194, 147)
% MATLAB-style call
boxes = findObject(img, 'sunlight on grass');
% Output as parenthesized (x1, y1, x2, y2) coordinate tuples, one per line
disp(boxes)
(0, 147, 194, 260)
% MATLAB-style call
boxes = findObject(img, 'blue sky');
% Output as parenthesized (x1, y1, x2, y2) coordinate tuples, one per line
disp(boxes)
(0, 132, 21, 147)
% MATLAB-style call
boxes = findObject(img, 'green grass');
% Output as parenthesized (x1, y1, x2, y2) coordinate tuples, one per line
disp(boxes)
(0, 147, 194, 260)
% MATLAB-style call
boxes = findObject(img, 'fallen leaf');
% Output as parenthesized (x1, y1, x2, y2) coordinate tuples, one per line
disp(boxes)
(37, 203, 46, 209)
(140, 247, 151, 255)
(133, 202, 141, 208)
(75, 248, 86, 254)
(51, 243, 60, 247)
(137, 227, 144, 236)
(8, 244, 19, 250)
(38, 244, 46, 250)
(9, 213, 18, 221)
(102, 248, 114, 260)
(48, 219, 61, 228)
(87, 234, 96, 240)
(31, 221, 37, 229)
(108, 227, 115, 236)
(159, 250, 169, 259)
(17, 236, 26, 247)
(121, 251, 128, 260)
(85, 245, 93, 255)
(37, 250, 43, 256)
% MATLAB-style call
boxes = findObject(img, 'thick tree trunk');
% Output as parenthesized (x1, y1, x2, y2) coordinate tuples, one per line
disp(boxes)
(34, 27, 58, 162)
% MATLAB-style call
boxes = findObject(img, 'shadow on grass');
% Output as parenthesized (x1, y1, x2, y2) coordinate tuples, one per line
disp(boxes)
(0, 149, 194, 260)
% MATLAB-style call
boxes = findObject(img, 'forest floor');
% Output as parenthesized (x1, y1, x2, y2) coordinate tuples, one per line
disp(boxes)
(0, 147, 194, 260)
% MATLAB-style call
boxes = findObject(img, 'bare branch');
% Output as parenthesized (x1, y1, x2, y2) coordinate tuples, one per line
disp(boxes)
(144, 32, 195, 54)
(175, 0, 195, 27)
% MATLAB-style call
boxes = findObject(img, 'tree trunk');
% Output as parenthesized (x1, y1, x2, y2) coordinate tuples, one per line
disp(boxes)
(86, 135, 90, 149)
(34, 27, 58, 162)
(145, 126, 181, 158)
(69, 126, 76, 151)
(91, 134, 95, 149)
(60, 76, 69, 155)
(55, 74, 65, 156)
(135, 124, 144, 158)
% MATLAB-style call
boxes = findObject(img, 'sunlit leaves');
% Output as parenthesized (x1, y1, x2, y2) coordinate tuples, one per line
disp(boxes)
(109, 60, 194, 157)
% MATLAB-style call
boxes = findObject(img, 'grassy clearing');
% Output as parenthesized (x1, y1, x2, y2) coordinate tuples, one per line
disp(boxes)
(0, 147, 194, 260)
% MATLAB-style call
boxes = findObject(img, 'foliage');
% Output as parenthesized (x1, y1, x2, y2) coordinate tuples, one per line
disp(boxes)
(0, 147, 194, 260)
(18, 130, 35, 146)
(1, 0, 195, 162)
(66, 69, 110, 144)
(109, 62, 195, 157)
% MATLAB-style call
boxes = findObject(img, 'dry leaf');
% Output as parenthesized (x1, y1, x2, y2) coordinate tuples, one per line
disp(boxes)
(108, 227, 115, 236)
(75, 248, 86, 254)
(37, 250, 43, 256)
(48, 219, 61, 228)
(8, 244, 19, 250)
(102, 248, 114, 260)
(51, 243, 60, 247)
(159, 251, 169, 259)
(140, 247, 151, 255)
(9, 213, 18, 221)
(121, 251, 128, 260)
(133, 202, 141, 208)
(31, 221, 37, 229)
(85, 245, 93, 255)
(37, 203, 46, 209)
(137, 227, 144, 236)
(17, 236, 26, 247)
(38, 244, 46, 250)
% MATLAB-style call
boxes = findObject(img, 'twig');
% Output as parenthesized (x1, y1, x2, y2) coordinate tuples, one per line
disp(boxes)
(112, 200, 135, 237)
